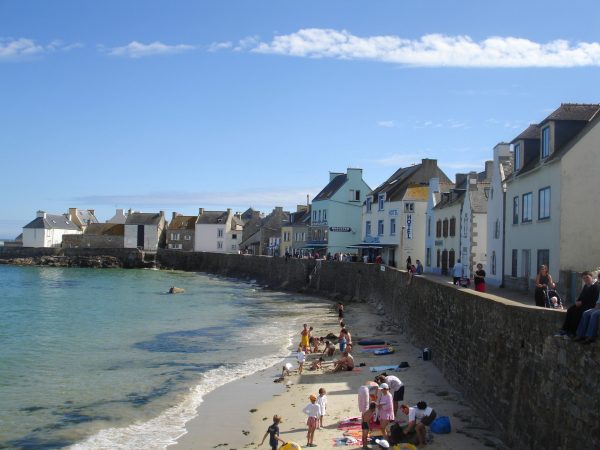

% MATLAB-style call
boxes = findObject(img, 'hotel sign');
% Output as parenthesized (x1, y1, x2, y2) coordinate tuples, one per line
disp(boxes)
(406, 214, 413, 239)
(329, 226, 352, 232)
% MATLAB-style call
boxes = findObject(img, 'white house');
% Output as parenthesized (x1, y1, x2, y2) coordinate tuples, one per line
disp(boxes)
(194, 208, 241, 254)
(308, 168, 371, 256)
(504, 103, 600, 293)
(360, 159, 450, 267)
(124, 211, 166, 251)
(460, 176, 491, 279)
(22, 211, 82, 248)
(486, 143, 512, 287)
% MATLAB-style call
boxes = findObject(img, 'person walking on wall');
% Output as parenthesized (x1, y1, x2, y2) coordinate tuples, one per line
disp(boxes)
(474, 263, 486, 292)
(534, 265, 556, 307)
(451, 259, 463, 285)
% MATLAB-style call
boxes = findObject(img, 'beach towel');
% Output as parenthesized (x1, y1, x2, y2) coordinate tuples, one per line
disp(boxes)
(369, 365, 399, 372)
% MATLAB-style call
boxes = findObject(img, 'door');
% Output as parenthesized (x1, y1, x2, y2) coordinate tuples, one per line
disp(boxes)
(137, 225, 145, 248)
(441, 250, 448, 275)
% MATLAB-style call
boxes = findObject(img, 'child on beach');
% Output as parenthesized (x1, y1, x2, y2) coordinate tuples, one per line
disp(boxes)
(376, 383, 394, 441)
(323, 340, 335, 357)
(303, 394, 321, 447)
(297, 346, 306, 374)
(309, 357, 324, 371)
(317, 387, 328, 429)
(259, 415, 286, 450)
(361, 402, 377, 449)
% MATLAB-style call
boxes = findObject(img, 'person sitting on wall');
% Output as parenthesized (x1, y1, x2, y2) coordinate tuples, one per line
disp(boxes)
(555, 271, 599, 338)
(573, 273, 600, 344)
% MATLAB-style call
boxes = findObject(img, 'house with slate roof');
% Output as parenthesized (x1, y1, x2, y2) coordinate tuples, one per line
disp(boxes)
(280, 205, 310, 257)
(486, 143, 513, 287)
(167, 212, 196, 251)
(67, 208, 99, 231)
(460, 173, 491, 279)
(359, 159, 450, 267)
(22, 211, 82, 247)
(504, 103, 600, 294)
(124, 211, 166, 251)
(306, 168, 371, 256)
(239, 207, 289, 256)
(195, 208, 242, 253)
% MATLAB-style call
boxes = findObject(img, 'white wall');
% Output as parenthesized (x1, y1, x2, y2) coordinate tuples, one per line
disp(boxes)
(22, 228, 80, 248)
(560, 121, 600, 272)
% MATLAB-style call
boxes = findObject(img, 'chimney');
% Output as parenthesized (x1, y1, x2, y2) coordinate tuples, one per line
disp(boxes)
(172, 211, 179, 221)
(227, 208, 232, 215)
(128, 208, 132, 216)
(37, 210, 46, 218)
(199, 208, 205, 215)
(69, 207, 77, 218)
(455, 173, 467, 187)
(159, 210, 165, 217)
(484, 160, 493, 181)
(421, 158, 437, 173)
(275, 206, 283, 213)
(307, 194, 310, 206)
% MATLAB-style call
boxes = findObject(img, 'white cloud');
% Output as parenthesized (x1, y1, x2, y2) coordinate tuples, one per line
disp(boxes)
(235, 35, 260, 52)
(251, 28, 600, 68)
(0, 37, 82, 61)
(207, 41, 233, 52)
(375, 153, 427, 167)
(377, 120, 396, 128)
(107, 41, 195, 58)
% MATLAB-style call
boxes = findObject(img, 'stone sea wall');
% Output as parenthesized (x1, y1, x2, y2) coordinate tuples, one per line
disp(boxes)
(156, 250, 598, 450)
(1, 247, 597, 449)
(0, 247, 147, 268)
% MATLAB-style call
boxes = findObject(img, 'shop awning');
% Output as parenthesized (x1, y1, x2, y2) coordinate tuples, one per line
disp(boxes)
(347, 242, 398, 249)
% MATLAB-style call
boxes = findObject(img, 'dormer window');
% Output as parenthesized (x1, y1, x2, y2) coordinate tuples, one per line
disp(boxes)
(514, 143, 522, 170)
(541, 126, 550, 159)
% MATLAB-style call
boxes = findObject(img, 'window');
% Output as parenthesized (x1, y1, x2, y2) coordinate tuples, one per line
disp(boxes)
(522, 192, 532, 222)
(436, 220, 442, 238)
(427, 216, 431, 237)
(217, 241, 223, 249)
(512, 196, 519, 224)
(365, 221, 371, 237)
(217, 228, 224, 238)
(449, 217, 456, 237)
(541, 126, 550, 158)
(231, 244, 237, 250)
(355, 190, 361, 201)
(231, 234, 237, 240)
(537, 249, 550, 272)
(313, 210, 317, 221)
(511, 249, 518, 277)
(404, 202, 414, 212)
(538, 187, 550, 219)
(170, 233, 180, 240)
(377, 220, 384, 236)
(436, 249, 440, 268)
(318, 210, 321, 222)
(448, 249, 455, 270)
(491, 251, 496, 275)
(442, 219, 449, 237)
(426, 248, 431, 266)
(514, 143, 521, 169)
(322, 209, 327, 221)
(390, 218, 396, 235)
(184, 235, 191, 241)
(301, 232, 306, 241)
(378, 194, 385, 211)
(494, 219, 500, 239)
(366, 197, 372, 212)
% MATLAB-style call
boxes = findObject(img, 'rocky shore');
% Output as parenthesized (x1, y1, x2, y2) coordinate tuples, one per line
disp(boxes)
(0, 255, 146, 269)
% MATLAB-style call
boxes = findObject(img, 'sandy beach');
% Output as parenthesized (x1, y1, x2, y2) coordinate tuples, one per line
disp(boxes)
(172, 299, 506, 450)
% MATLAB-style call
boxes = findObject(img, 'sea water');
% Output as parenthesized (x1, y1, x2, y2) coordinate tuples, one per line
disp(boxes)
(0, 265, 328, 449)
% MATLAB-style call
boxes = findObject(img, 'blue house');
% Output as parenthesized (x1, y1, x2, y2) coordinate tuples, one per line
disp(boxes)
(307, 168, 371, 256)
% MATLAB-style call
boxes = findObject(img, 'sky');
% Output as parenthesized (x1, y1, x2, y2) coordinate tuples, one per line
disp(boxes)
(1, 0, 600, 238)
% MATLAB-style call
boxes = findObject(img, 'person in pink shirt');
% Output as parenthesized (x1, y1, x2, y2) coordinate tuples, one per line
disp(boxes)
(376, 383, 394, 441)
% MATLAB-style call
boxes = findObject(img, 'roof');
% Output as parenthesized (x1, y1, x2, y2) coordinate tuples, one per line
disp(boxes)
(196, 211, 229, 225)
(313, 174, 348, 201)
(23, 213, 80, 230)
(369, 159, 451, 201)
(287, 208, 311, 227)
(125, 212, 164, 226)
(84, 223, 124, 236)
(169, 215, 197, 230)
(74, 209, 98, 226)
(433, 190, 466, 211)
(499, 156, 513, 179)
(542, 103, 600, 123)
(511, 124, 540, 143)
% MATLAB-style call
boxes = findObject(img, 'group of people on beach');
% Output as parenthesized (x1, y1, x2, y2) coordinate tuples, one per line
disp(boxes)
(264, 301, 440, 449)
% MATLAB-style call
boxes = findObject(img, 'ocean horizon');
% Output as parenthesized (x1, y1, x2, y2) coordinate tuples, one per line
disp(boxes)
(0, 265, 329, 449)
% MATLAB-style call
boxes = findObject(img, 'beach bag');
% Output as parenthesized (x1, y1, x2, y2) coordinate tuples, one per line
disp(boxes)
(430, 416, 451, 434)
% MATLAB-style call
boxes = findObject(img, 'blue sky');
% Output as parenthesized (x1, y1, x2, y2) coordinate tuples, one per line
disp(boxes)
(1, 0, 599, 238)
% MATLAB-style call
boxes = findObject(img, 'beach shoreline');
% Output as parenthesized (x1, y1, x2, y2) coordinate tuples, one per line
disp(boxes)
(171, 298, 507, 450)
